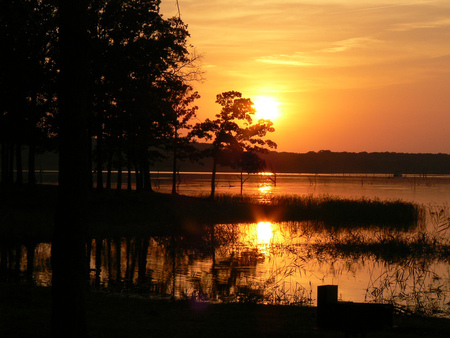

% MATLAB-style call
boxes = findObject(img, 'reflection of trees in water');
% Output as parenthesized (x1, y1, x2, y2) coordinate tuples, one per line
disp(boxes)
(2, 210, 448, 314)
(0, 241, 42, 284)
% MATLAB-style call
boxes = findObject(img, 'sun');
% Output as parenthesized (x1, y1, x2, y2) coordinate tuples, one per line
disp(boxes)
(253, 96, 280, 121)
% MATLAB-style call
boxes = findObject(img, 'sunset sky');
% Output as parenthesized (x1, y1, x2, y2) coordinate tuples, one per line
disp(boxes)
(160, 0, 450, 154)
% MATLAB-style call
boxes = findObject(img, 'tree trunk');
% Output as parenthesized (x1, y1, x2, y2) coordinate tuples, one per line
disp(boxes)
(87, 135, 93, 189)
(15, 143, 23, 185)
(1, 142, 7, 184)
(27, 143, 36, 186)
(116, 151, 122, 191)
(135, 162, 141, 191)
(7, 142, 14, 184)
(142, 157, 152, 192)
(172, 147, 177, 195)
(96, 133, 103, 190)
(51, 1, 89, 337)
(106, 149, 113, 189)
(127, 158, 132, 191)
(240, 168, 244, 197)
(210, 155, 217, 199)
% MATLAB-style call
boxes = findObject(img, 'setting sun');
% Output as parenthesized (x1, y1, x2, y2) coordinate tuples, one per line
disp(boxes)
(160, 1, 450, 154)
(253, 96, 280, 122)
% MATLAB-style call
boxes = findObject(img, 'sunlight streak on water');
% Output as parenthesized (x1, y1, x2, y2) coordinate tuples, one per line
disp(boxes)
(257, 222, 273, 244)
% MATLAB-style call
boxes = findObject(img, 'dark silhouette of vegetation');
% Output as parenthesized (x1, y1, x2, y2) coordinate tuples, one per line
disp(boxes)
(192, 91, 276, 198)
(0, 0, 202, 192)
(86, 0, 199, 192)
(0, 0, 58, 187)
(51, 1, 90, 337)
(164, 84, 200, 194)
(237, 151, 267, 196)
(259, 150, 450, 175)
(0, 0, 200, 336)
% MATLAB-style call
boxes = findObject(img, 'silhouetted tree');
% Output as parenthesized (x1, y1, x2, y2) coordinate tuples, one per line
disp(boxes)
(86, 1, 195, 191)
(164, 83, 200, 194)
(193, 91, 277, 198)
(51, 1, 90, 337)
(237, 151, 266, 196)
(0, 0, 58, 186)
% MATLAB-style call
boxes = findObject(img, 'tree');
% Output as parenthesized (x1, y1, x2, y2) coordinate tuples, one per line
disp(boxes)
(0, 0, 58, 186)
(193, 91, 277, 198)
(51, 1, 90, 337)
(237, 151, 266, 196)
(164, 83, 200, 194)
(87, 1, 195, 191)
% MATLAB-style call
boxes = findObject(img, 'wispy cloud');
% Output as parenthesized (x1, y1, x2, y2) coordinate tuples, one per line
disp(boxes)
(320, 37, 382, 53)
(256, 37, 382, 67)
(255, 52, 319, 67)
(328, 0, 439, 15)
(389, 18, 450, 31)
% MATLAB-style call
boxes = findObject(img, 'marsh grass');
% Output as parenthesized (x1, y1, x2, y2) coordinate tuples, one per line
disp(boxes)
(1, 185, 420, 241)
(214, 193, 420, 229)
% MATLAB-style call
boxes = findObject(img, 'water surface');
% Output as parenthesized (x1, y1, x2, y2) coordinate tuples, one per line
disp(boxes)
(3, 172, 449, 316)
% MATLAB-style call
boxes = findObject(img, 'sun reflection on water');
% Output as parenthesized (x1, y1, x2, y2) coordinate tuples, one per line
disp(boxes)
(257, 221, 273, 244)
(257, 183, 274, 204)
(258, 184, 272, 194)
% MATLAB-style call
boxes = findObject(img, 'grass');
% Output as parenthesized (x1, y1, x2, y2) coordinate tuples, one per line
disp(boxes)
(0, 184, 420, 241)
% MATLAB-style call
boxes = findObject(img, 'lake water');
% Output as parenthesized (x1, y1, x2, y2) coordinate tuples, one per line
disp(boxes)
(3, 172, 450, 316)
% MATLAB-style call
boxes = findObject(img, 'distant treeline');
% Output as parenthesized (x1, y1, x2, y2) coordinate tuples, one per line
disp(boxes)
(151, 146, 450, 175)
(16, 147, 450, 175)
(259, 150, 450, 175)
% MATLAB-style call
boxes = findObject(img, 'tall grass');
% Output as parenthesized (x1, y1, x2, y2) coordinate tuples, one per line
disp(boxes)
(213, 193, 420, 228)
(1, 185, 420, 241)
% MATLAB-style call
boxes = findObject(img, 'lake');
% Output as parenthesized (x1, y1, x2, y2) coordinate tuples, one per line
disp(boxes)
(3, 172, 450, 316)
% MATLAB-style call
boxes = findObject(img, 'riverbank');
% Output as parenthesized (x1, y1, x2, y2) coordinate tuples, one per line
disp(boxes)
(1, 284, 449, 337)
(0, 184, 419, 241)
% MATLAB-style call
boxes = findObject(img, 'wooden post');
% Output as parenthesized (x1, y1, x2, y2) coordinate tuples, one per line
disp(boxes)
(317, 285, 338, 328)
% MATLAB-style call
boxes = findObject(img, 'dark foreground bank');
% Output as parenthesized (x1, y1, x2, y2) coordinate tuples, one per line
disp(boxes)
(1, 285, 449, 338)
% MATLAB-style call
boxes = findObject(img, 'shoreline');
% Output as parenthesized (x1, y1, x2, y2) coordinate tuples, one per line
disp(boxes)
(1, 285, 450, 337)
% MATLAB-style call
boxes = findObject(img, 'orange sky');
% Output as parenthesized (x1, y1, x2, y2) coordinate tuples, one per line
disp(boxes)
(161, 1, 450, 154)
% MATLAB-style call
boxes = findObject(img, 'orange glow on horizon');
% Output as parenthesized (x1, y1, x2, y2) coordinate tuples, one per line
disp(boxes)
(160, 1, 450, 154)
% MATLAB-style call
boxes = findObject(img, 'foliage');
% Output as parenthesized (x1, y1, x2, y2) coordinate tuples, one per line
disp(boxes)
(0, 0, 58, 184)
(192, 91, 277, 197)
(0, 0, 201, 190)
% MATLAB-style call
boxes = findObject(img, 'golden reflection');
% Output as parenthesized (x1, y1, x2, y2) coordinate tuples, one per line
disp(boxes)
(258, 184, 273, 194)
(258, 172, 275, 176)
(257, 221, 273, 244)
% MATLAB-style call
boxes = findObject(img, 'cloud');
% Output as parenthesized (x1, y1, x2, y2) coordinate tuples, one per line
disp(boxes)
(320, 37, 382, 53)
(255, 53, 319, 67)
(389, 18, 450, 31)
(255, 37, 382, 67)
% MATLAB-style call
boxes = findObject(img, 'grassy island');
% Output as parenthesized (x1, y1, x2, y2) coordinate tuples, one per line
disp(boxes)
(1, 184, 420, 241)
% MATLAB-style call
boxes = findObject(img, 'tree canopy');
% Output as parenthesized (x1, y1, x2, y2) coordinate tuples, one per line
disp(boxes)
(193, 91, 277, 197)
